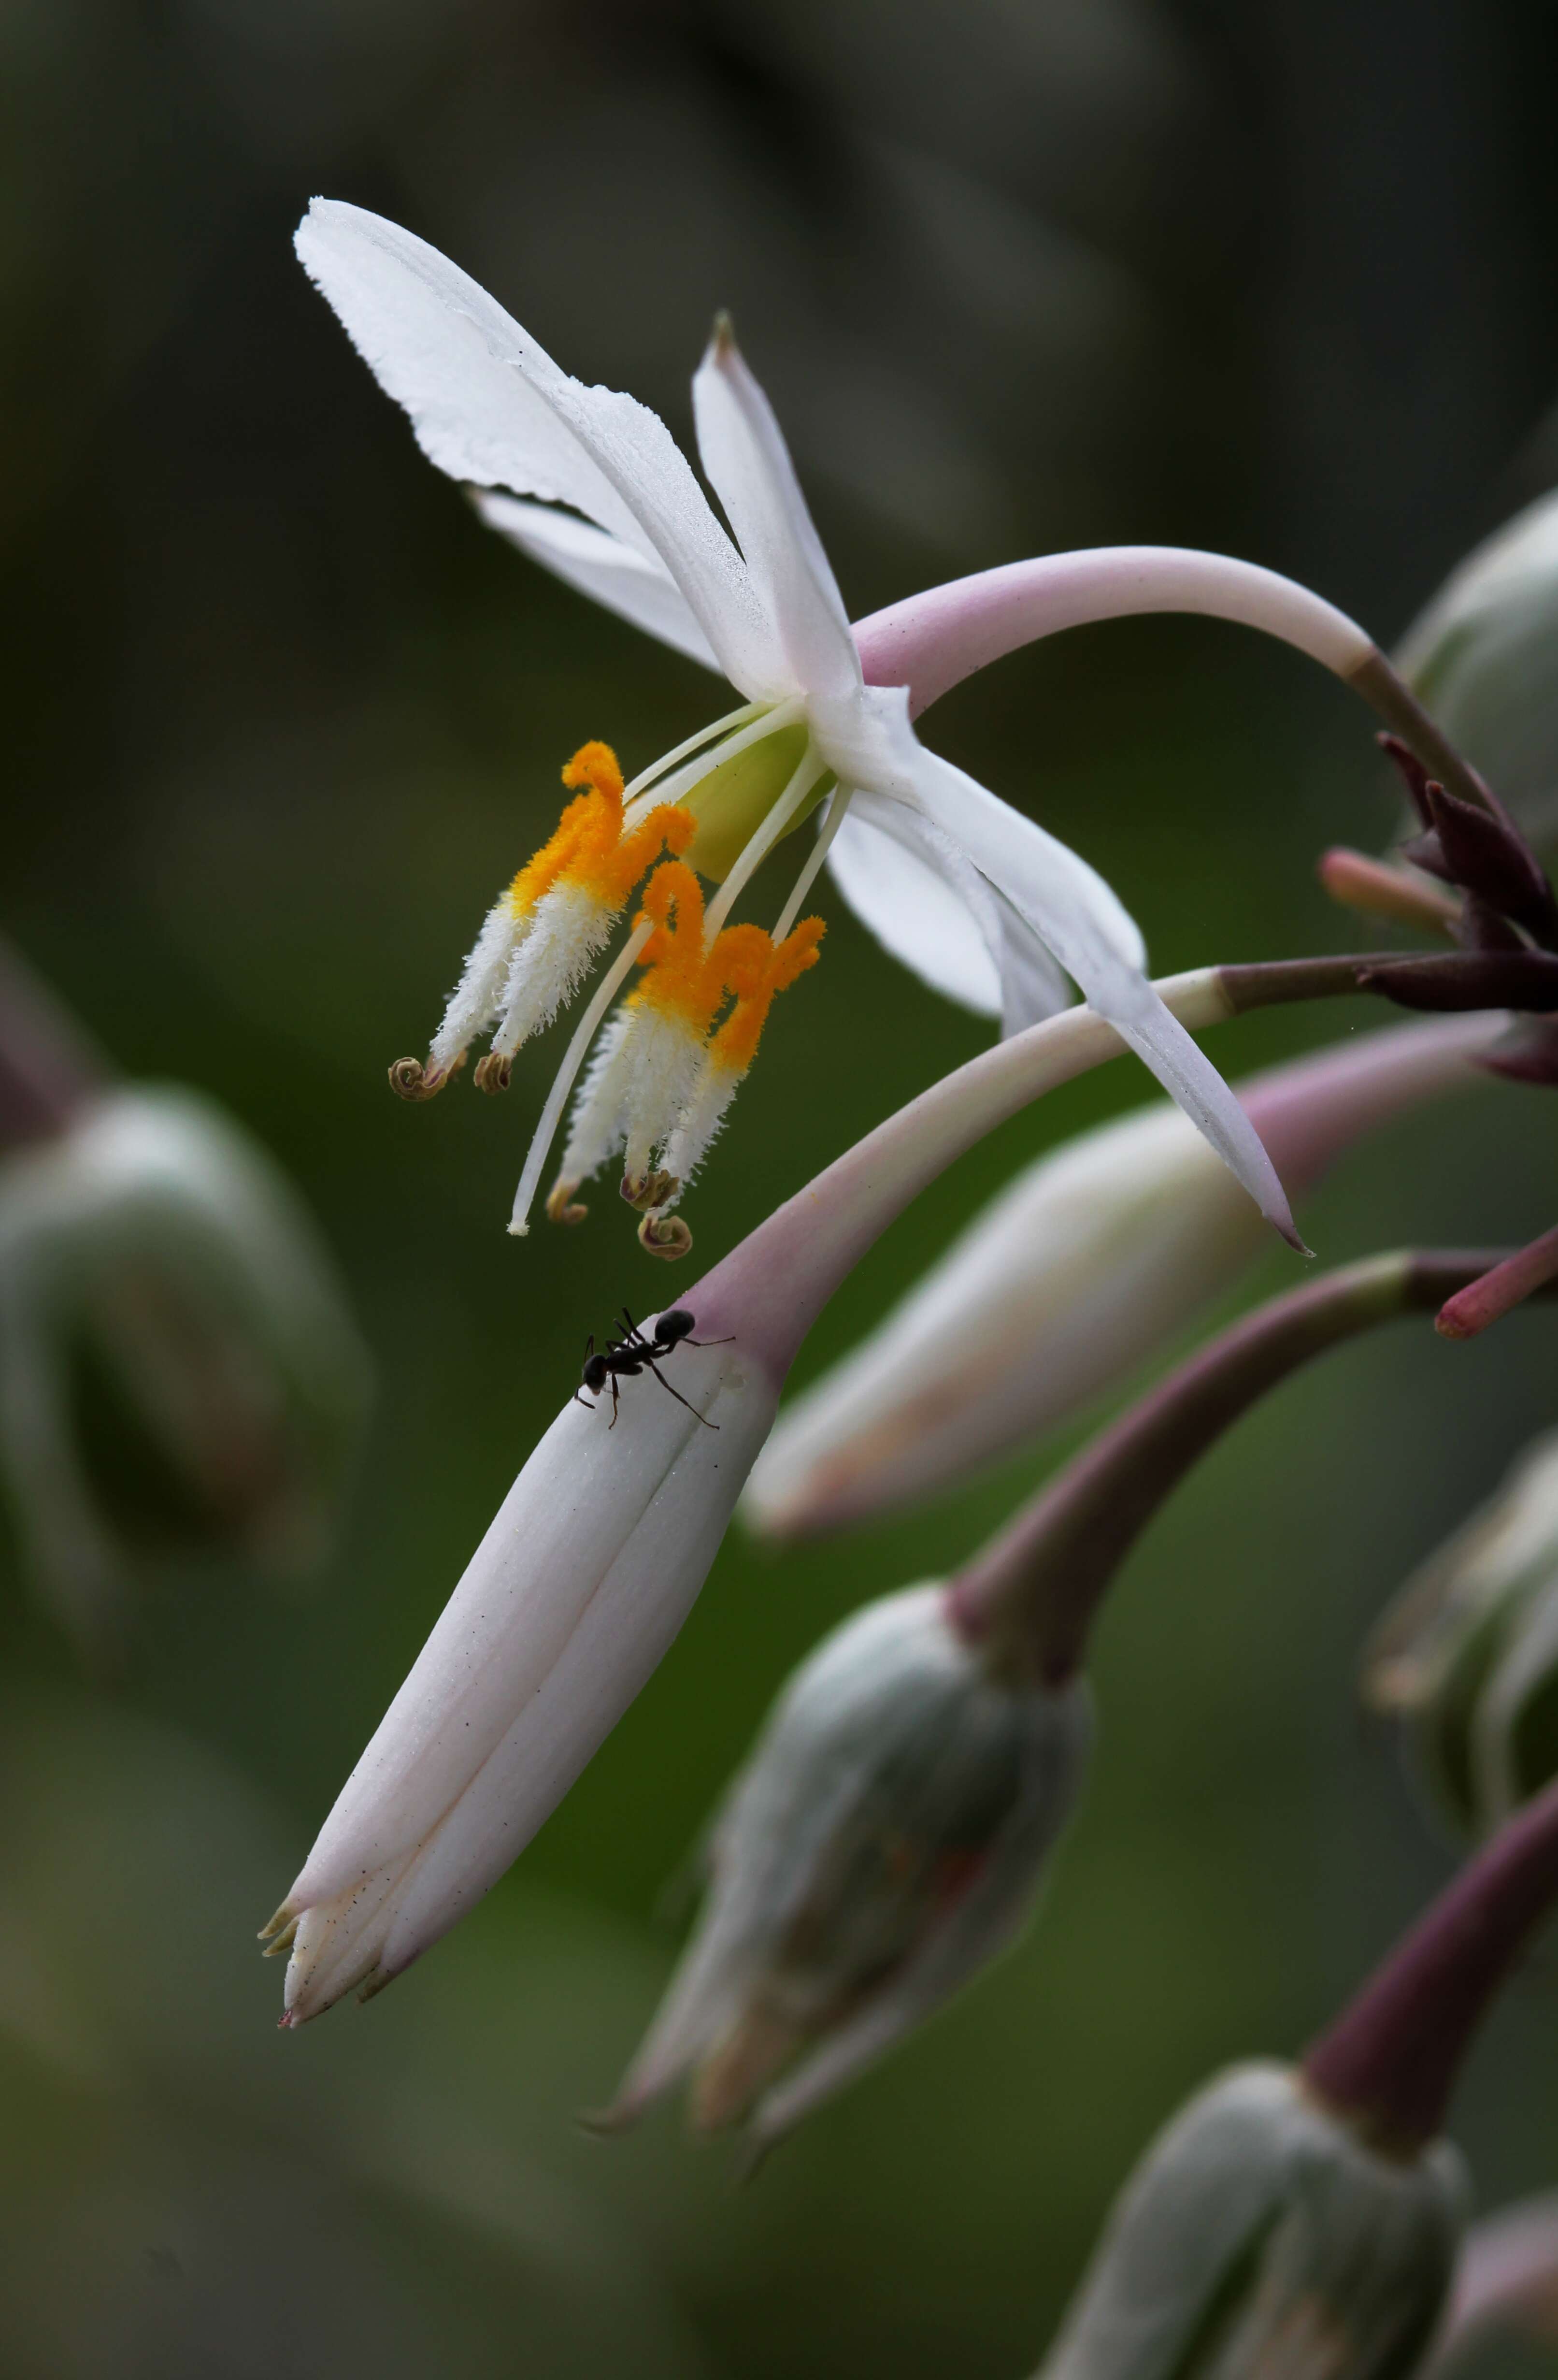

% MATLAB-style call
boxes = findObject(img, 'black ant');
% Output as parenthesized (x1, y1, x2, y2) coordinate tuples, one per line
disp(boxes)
(574, 1307, 732, 1428)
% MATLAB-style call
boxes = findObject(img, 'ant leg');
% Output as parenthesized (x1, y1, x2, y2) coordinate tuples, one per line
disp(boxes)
(608, 1372, 622, 1429)
(685, 1334, 735, 1348)
(572, 1389, 597, 1412)
(640, 1354, 719, 1429)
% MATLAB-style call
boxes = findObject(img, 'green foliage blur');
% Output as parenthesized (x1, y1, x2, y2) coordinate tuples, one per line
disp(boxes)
(4, 2, 1558, 2373)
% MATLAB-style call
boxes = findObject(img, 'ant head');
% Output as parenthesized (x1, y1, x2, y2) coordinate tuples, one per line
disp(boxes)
(655, 1308, 696, 1347)
(581, 1353, 609, 1392)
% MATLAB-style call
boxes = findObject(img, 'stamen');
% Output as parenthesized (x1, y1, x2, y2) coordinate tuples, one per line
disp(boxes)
(622, 701, 766, 807)
(622, 697, 807, 825)
(659, 917, 826, 1199)
(487, 746, 694, 1060)
(772, 784, 855, 943)
(703, 747, 828, 938)
(508, 916, 657, 1236)
(545, 865, 774, 1222)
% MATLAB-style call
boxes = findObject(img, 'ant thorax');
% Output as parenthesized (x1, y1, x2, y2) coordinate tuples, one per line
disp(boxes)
(573, 1307, 733, 1429)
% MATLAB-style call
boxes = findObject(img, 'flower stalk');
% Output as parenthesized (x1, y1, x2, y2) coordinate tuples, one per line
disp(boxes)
(945, 1251, 1558, 1689)
(854, 551, 1493, 814)
(1301, 1769, 1558, 2152)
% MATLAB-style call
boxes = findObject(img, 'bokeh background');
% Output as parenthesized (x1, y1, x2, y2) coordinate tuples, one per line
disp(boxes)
(4, 0, 1558, 2372)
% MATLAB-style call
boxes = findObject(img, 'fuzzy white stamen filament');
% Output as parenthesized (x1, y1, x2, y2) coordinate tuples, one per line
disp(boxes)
(508, 916, 656, 1235)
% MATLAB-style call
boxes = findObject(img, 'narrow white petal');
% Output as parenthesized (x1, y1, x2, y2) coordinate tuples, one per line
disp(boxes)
(471, 492, 723, 674)
(831, 686, 1298, 1240)
(692, 323, 860, 703)
(294, 200, 786, 698)
(829, 796, 1072, 1033)
(827, 807, 1000, 1016)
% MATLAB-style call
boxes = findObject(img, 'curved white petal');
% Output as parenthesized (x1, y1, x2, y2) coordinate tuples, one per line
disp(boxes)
(827, 807, 1000, 1016)
(471, 493, 724, 673)
(829, 796, 1072, 1034)
(823, 686, 1298, 1240)
(692, 323, 860, 703)
(295, 200, 786, 698)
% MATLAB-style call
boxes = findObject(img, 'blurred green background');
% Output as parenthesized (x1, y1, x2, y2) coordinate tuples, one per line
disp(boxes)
(4, 1, 1558, 2372)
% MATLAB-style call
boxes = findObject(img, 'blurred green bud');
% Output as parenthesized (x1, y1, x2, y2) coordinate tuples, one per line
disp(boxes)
(598, 1582, 1091, 2151)
(0, 1085, 371, 1652)
(1398, 489, 1558, 856)
(1361, 1430, 1558, 1833)
(1041, 2063, 1464, 2380)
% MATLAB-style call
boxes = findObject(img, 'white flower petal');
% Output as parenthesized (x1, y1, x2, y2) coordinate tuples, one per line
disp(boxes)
(829, 796, 1072, 1033)
(827, 686, 1299, 1241)
(294, 200, 786, 698)
(471, 492, 724, 674)
(692, 322, 860, 704)
(827, 806, 998, 1016)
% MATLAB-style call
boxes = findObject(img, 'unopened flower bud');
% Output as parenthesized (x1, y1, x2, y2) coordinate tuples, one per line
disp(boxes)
(744, 1019, 1498, 1538)
(0, 1086, 370, 1651)
(1039, 2063, 1464, 2380)
(1362, 1428, 1558, 1832)
(598, 1583, 1091, 2150)
(1397, 489, 1558, 859)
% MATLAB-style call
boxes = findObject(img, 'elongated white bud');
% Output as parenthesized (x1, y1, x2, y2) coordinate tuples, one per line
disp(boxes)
(272, 1316, 779, 2023)
(745, 1017, 1499, 1538)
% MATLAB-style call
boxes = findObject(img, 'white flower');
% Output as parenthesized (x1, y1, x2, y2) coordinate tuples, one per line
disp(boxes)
(744, 1012, 1505, 1537)
(0, 1087, 369, 1652)
(594, 1582, 1090, 2151)
(267, 1306, 780, 2022)
(1039, 2063, 1464, 2380)
(294, 197, 1304, 1248)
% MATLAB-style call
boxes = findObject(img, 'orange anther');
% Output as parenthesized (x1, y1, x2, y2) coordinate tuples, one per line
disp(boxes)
(706, 915, 825, 1078)
(507, 742, 693, 918)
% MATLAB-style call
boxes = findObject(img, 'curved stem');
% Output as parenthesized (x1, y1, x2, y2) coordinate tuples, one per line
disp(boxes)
(1303, 1770, 1558, 2152)
(853, 548, 1488, 813)
(946, 1252, 1549, 1686)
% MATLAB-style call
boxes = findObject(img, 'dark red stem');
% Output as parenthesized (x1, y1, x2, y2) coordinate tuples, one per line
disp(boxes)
(1303, 1772, 1558, 2150)
(947, 1251, 1539, 1686)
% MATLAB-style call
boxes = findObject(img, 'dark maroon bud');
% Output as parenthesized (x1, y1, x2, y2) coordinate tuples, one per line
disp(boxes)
(1456, 895, 1529, 955)
(1420, 782, 1558, 948)
(1400, 828, 1457, 887)
(1357, 951, 1558, 1013)
(1475, 1018, 1558, 1088)
(1380, 732, 1438, 828)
